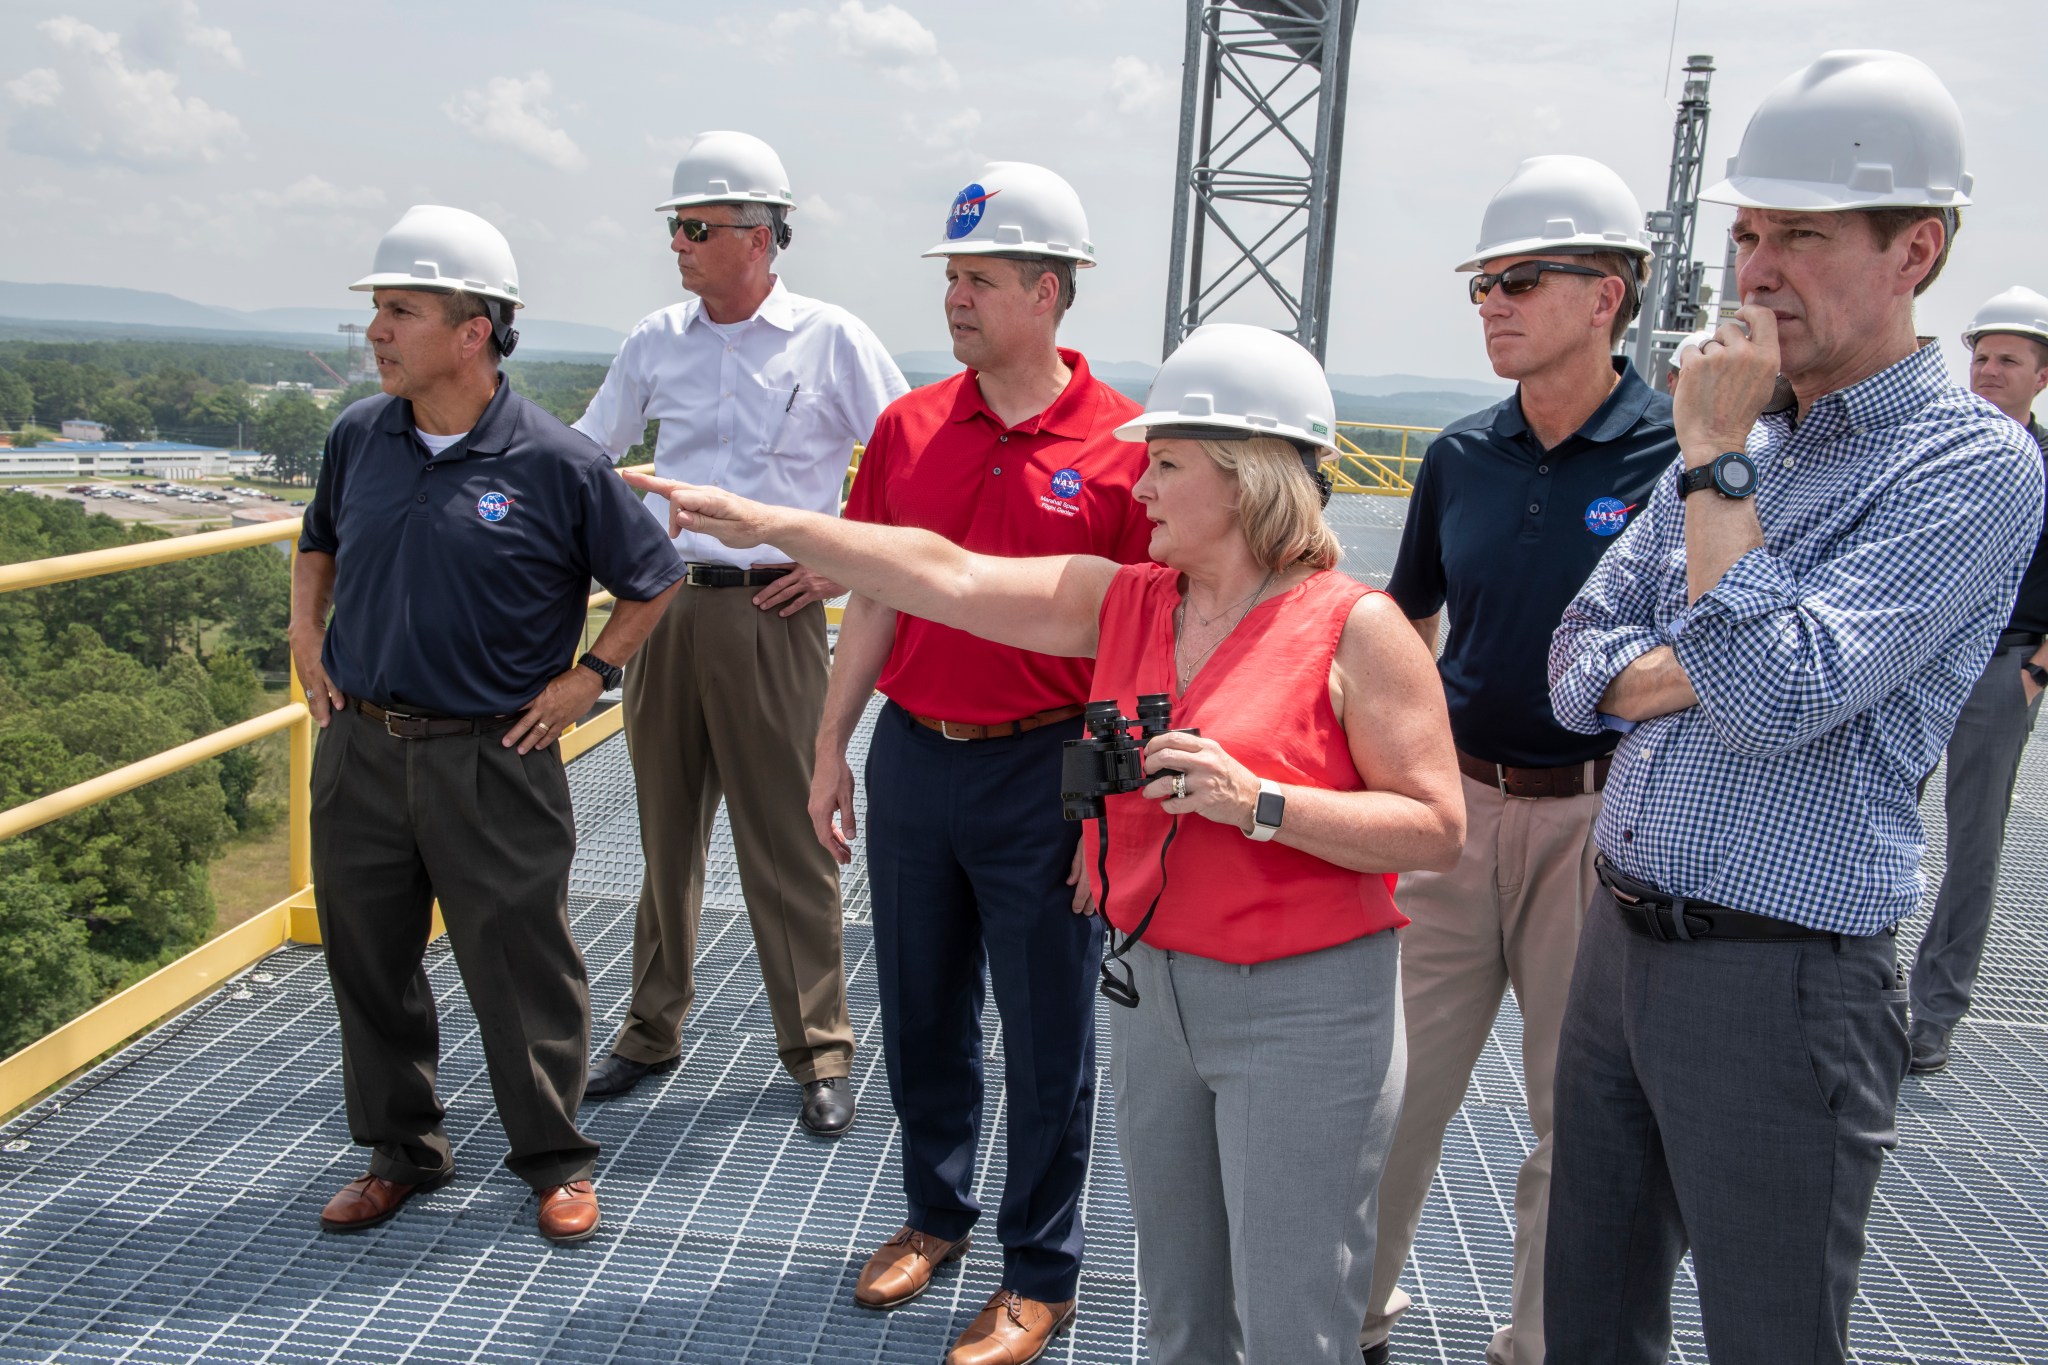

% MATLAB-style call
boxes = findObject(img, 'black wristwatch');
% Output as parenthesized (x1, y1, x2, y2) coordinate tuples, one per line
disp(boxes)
(2025, 660, 2048, 691)
(1680, 451, 1759, 500)
(577, 651, 624, 691)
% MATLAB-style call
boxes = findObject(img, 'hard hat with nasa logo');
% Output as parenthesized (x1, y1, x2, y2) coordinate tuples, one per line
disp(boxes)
(1115, 324, 1336, 454)
(924, 162, 1096, 266)
(656, 131, 796, 210)
(1962, 286, 2048, 350)
(1456, 155, 1651, 273)
(1702, 50, 1971, 211)
(351, 205, 523, 355)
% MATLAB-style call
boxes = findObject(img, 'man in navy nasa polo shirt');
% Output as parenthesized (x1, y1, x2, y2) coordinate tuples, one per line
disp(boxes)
(1363, 157, 1675, 1365)
(290, 207, 682, 1244)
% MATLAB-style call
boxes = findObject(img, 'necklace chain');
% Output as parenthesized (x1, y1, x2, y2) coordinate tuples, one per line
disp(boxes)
(1175, 569, 1276, 690)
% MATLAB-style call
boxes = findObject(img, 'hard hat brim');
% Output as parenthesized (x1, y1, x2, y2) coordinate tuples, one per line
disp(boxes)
(654, 191, 798, 211)
(1113, 410, 1336, 452)
(1963, 325, 2048, 349)
(1701, 175, 1972, 211)
(349, 274, 526, 309)
(1454, 238, 1653, 273)
(922, 241, 1098, 267)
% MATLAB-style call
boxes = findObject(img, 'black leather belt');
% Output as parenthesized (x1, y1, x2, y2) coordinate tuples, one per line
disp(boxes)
(1998, 629, 2044, 649)
(1595, 855, 1833, 943)
(683, 562, 792, 588)
(353, 698, 517, 740)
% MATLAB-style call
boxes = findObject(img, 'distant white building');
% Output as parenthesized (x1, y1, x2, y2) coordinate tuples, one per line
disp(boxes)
(0, 441, 263, 480)
(60, 419, 108, 442)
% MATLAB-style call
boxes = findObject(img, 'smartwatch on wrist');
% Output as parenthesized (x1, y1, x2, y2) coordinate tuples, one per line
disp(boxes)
(1245, 778, 1284, 842)
(2025, 660, 2048, 691)
(1680, 450, 1759, 500)
(577, 651, 624, 691)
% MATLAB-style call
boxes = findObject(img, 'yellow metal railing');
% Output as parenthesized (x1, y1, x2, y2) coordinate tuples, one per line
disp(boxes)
(1330, 421, 1438, 495)
(0, 476, 646, 1115)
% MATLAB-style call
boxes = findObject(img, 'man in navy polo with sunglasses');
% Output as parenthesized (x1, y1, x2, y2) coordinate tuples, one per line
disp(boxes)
(1362, 156, 1676, 1365)
(574, 132, 907, 1135)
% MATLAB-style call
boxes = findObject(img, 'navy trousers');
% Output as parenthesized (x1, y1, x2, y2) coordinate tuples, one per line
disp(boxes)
(865, 701, 1103, 1303)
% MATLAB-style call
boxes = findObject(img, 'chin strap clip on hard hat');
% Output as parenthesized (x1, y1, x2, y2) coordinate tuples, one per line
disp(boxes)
(486, 300, 519, 358)
(1301, 450, 1335, 509)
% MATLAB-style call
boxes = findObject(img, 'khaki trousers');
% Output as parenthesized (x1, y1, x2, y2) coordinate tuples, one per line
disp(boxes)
(1364, 772, 1600, 1365)
(613, 584, 853, 1083)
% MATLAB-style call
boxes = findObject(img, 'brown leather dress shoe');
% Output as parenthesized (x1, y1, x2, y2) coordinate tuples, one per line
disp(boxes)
(536, 1180, 600, 1243)
(946, 1290, 1076, 1365)
(319, 1170, 450, 1232)
(852, 1225, 971, 1309)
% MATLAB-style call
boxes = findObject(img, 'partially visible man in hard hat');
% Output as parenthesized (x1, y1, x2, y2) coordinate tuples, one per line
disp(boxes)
(1906, 285, 2048, 1073)
(1548, 51, 2044, 1363)
(293, 206, 684, 1243)
(573, 133, 907, 1136)
(820, 163, 1152, 1365)
(1361, 155, 1676, 1365)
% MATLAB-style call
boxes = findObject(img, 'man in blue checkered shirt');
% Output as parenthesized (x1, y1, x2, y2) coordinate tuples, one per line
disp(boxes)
(1543, 51, 2045, 1365)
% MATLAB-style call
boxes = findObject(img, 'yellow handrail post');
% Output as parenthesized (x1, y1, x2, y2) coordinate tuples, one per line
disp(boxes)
(287, 549, 314, 898)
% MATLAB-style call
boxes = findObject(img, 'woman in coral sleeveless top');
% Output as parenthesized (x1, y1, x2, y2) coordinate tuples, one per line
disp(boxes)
(628, 324, 1463, 1365)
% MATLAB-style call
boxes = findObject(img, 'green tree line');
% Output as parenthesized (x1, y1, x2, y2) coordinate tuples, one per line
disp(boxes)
(0, 492, 290, 1058)
(0, 339, 645, 485)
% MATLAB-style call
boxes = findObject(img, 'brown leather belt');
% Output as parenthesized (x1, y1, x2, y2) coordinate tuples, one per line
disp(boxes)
(909, 703, 1086, 742)
(1457, 748, 1611, 799)
(354, 698, 517, 740)
(683, 562, 792, 588)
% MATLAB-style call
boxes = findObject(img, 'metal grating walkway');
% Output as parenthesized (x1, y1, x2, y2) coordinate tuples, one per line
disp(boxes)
(0, 490, 2043, 1363)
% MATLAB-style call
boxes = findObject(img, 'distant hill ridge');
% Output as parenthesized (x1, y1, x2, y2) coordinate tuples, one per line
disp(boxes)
(0, 282, 1509, 424)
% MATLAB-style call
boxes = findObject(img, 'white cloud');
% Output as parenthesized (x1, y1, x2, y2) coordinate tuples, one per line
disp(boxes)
(130, 1, 243, 69)
(1109, 56, 1174, 116)
(230, 175, 384, 213)
(910, 106, 981, 152)
(766, 2, 958, 91)
(443, 71, 586, 172)
(6, 68, 61, 107)
(798, 193, 844, 226)
(585, 215, 629, 240)
(4, 16, 243, 170)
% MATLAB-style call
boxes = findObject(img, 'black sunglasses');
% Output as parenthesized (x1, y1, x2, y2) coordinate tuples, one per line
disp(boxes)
(666, 216, 759, 243)
(1468, 259, 1609, 305)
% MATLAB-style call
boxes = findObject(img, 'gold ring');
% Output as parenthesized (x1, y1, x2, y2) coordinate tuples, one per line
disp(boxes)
(536, 721, 550, 731)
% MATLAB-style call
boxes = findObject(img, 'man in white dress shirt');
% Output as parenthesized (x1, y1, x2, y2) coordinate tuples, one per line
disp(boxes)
(573, 131, 908, 1135)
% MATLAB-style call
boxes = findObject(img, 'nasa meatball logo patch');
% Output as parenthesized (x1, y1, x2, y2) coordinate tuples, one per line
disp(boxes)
(476, 491, 514, 523)
(947, 183, 997, 240)
(1584, 496, 1633, 537)
(1038, 466, 1083, 518)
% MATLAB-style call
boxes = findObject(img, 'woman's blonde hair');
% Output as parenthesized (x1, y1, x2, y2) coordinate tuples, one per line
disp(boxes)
(1199, 435, 1343, 572)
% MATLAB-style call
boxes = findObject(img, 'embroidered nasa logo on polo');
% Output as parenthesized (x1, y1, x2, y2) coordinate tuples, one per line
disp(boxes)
(1050, 467, 1083, 499)
(1583, 496, 1634, 537)
(947, 184, 998, 240)
(476, 491, 514, 523)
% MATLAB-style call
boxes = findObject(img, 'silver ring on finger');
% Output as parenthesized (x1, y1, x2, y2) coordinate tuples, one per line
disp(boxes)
(1171, 773, 1188, 800)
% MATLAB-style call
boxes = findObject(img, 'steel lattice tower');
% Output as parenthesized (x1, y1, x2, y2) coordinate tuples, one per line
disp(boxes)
(1631, 54, 1716, 378)
(1161, 0, 1360, 362)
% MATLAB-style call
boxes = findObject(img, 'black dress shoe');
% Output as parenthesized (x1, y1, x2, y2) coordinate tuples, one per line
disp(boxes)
(1362, 1341, 1390, 1364)
(1909, 1021, 1951, 1074)
(584, 1052, 678, 1101)
(799, 1076, 855, 1137)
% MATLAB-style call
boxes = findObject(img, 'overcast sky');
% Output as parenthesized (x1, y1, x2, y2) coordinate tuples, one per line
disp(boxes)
(2, 0, 2041, 385)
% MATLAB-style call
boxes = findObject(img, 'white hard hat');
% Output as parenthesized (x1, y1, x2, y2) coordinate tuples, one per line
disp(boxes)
(350, 205, 524, 309)
(1962, 286, 2048, 349)
(1672, 327, 1719, 371)
(1702, 50, 1972, 211)
(924, 162, 1096, 266)
(656, 131, 795, 211)
(1116, 324, 1336, 454)
(1456, 155, 1651, 273)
